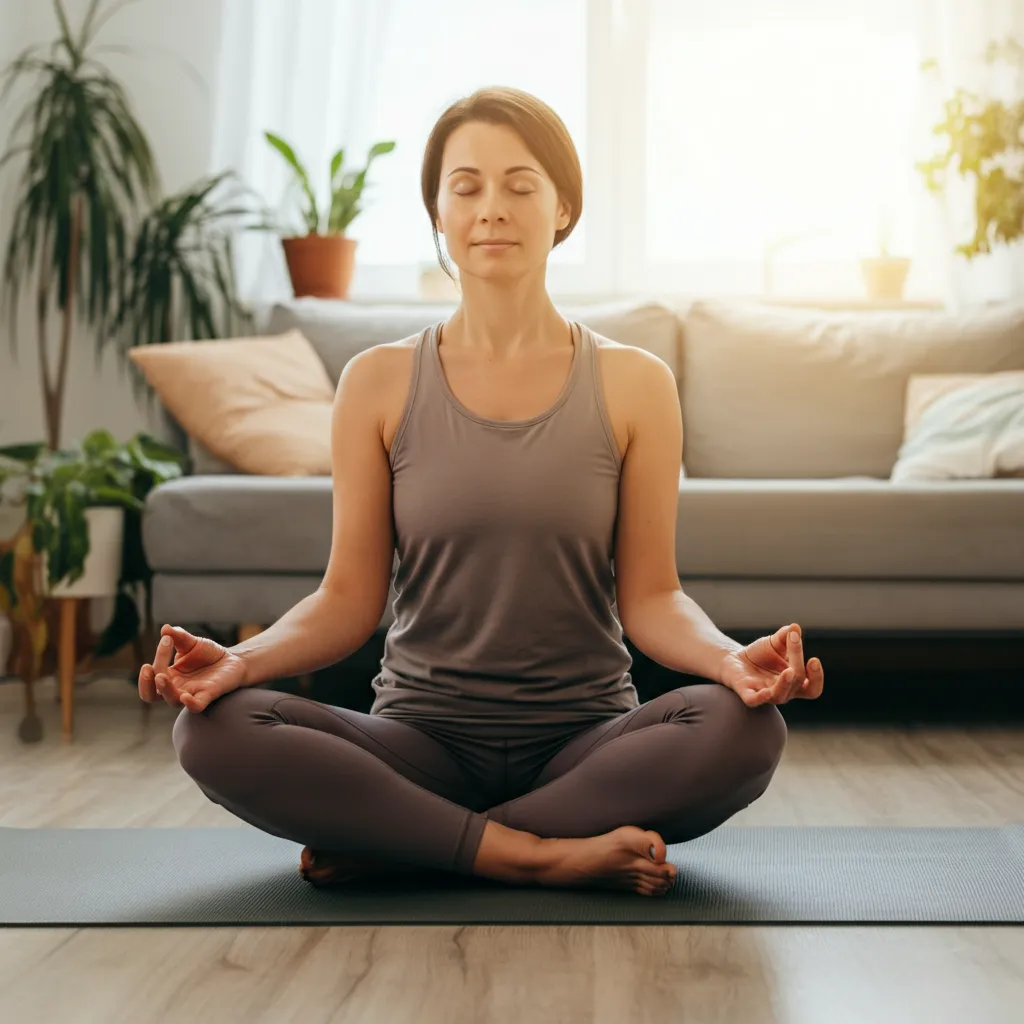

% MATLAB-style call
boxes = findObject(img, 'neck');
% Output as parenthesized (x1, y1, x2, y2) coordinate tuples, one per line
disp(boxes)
(445, 270, 567, 360)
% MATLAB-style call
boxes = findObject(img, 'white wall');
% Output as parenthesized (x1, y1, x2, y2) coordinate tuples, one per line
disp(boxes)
(0, 0, 226, 447)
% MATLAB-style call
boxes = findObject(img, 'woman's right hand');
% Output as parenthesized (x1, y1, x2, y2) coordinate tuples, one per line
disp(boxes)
(138, 624, 248, 713)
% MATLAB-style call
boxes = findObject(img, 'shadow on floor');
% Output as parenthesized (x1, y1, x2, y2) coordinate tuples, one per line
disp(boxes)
(254, 629, 1024, 728)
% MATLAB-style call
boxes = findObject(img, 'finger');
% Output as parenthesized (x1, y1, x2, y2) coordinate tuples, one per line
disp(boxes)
(758, 668, 791, 706)
(153, 630, 175, 675)
(166, 625, 201, 661)
(155, 672, 183, 708)
(742, 682, 775, 707)
(787, 627, 806, 681)
(180, 691, 207, 712)
(138, 663, 159, 703)
(799, 657, 825, 699)
(163, 671, 209, 713)
(770, 622, 797, 657)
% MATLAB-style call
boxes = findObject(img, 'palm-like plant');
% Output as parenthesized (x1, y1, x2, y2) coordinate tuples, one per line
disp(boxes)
(0, 0, 159, 451)
(111, 171, 256, 406)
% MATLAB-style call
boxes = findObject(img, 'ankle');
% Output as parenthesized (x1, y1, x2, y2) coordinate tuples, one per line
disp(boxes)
(471, 821, 551, 884)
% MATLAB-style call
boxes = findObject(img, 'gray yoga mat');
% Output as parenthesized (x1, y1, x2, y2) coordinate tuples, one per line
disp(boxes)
(2, 825, 1023, 926)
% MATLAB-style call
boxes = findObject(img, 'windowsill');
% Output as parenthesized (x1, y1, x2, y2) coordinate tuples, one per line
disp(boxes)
(755, 295, 946, 311)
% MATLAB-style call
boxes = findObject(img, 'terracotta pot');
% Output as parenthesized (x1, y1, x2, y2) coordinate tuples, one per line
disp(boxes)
(281, 234, 357, 299)
(860, 256, 911, 302)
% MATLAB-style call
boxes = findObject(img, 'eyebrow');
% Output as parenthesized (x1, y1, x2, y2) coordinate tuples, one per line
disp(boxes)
(446, 166, 541, 178)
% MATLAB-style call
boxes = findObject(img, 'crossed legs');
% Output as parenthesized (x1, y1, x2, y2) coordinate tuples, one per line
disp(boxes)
(172, 683, 787, 890)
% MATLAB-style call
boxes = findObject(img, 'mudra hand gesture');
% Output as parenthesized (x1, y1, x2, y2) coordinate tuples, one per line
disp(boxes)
(720, 623, 824, 707)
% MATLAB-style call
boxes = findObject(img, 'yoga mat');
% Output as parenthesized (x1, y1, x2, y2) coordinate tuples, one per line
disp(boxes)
(2, 825, 1022, 926)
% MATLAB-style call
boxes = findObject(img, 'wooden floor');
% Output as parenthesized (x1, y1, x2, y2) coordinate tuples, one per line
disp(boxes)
(1, 671, 1022, 1024)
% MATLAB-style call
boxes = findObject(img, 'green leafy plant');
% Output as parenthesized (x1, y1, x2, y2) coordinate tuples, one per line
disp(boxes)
(917, 38, 1024, 258)
(109, 170, 258, 405)
(0, 0, 160, 450)
(263, 132, 396, 235)
(0, 429, 188, 683)
(1, 1, 256, 447)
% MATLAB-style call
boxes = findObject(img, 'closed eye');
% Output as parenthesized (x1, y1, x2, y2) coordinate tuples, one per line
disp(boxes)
(453, 188, 535, 196)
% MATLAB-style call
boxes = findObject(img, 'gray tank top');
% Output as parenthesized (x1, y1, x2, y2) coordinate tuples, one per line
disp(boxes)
(369, 319, 640, 728)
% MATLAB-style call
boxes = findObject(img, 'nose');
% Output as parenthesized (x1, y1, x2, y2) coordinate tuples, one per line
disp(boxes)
(478, 182, 509, 223)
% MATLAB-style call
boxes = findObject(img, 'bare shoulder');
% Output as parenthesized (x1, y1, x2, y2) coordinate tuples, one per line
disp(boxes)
(339, 333, 419, 394)
(589, 329, 672, 377)
(345, 332, 423, 451)
(588, 329, 678, 418)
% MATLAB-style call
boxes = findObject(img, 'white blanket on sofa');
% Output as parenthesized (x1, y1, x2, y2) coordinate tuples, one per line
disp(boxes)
(890, 377, 1024, 482)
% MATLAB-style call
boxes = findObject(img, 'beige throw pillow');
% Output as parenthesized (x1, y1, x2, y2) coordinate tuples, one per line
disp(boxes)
(128, 330, 334, 476)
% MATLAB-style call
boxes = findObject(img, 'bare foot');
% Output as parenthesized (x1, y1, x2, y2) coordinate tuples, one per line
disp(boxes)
(298, 846, 434, 887)
(533, 826, 678, 897)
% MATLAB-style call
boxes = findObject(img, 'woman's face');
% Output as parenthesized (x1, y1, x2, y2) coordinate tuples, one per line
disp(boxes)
(435, 120, 571, 282)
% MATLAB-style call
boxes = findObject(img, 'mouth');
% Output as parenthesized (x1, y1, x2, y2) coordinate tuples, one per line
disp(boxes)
(473, 241, 517, 250)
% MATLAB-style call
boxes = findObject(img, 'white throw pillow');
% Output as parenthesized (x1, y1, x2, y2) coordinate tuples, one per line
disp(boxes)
(890, 372, 1024, 481)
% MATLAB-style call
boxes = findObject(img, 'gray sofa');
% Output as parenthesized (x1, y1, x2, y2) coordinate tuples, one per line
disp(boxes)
(143, 297, 1024, 645)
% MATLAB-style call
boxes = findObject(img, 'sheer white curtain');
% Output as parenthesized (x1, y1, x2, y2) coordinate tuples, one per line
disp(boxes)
(210, 0, 396, 302)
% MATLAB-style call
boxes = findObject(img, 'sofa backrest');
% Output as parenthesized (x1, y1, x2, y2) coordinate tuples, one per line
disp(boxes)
(677, 299, 1024, 478)
(181, 298, 682, 475)
(266, 296, 682, 382)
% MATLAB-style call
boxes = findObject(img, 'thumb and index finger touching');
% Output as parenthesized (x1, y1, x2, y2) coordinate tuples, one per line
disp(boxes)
(158, 624, 202, 672)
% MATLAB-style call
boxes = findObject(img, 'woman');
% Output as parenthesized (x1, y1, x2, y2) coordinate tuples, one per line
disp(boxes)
(139, 86, 824, 897)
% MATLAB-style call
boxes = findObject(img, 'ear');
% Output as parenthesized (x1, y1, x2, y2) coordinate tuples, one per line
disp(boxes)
(556, 198, 572, 231)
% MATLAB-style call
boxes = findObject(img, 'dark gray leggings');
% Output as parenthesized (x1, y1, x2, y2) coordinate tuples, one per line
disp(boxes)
(172, 682, 787, 876)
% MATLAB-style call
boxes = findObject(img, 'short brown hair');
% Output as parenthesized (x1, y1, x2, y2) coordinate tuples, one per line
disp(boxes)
(421, 86, 584, 281)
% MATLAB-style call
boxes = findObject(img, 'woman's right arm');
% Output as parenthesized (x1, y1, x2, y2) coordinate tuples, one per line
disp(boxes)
(229, 347, 396, 687)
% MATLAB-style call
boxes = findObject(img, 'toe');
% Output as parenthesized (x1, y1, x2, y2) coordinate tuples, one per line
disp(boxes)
(642, 830, 668, 864)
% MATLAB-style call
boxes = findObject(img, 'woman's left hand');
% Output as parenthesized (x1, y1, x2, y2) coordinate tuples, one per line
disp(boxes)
(719, 623, 824, 707)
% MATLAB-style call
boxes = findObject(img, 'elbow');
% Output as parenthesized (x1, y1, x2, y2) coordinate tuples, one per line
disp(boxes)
(618, 586, 685, 640)
(317, 583, 386, 648)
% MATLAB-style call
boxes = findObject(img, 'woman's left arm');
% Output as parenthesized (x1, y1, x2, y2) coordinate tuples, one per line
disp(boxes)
(612, 351, 741, 683)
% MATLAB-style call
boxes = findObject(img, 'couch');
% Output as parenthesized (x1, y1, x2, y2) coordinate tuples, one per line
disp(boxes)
(142, 297, 1024, 651)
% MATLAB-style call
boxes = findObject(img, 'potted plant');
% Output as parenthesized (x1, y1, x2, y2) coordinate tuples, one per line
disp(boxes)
(0, 0, 159, 451)
(0, 1, 257, 449)
(916, 39, 1024, 260)
(263, 131, 396, 298)
(860, 214, 911, 301)
(0, 429, 187, 742)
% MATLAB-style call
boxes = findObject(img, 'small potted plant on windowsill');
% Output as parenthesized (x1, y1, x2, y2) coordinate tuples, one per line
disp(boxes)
(0, 429, 187, 742)
(263, 132, 396, 299)
(860, 214, 912, 302)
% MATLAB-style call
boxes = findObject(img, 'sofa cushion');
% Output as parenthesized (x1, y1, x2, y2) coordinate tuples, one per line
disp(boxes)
(144, 474, 1024, 581)
(674, 477, 1024, 581)
(266, 297, 681, 382)
(129, 330, 334, 476)
(144, 476, 334, 573)
(678, 299, 1024, 478)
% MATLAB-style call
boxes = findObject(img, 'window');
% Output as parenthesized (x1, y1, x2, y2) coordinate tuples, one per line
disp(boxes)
(349, 0, 589, 296)
(345, 0, 937, 300)
(639, 0, 929, 297)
